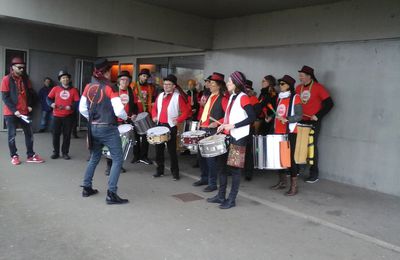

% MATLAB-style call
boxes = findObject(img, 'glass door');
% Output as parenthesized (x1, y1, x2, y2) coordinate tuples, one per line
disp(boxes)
(75, 59, 94, 130)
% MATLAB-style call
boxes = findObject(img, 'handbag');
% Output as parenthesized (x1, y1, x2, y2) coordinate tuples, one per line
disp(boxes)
(227, 144, 246, 168)
(280, 140, 291, 168)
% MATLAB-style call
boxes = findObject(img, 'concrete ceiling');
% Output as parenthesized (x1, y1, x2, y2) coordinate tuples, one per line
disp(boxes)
(134, 0, 345, 19)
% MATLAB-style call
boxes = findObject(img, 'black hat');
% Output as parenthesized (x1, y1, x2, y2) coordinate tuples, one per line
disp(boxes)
(278, 75, 296, 89)
(58, 70, 71, 80)
(163, 74, 177, 85)
(209, 72, 225, 82)
(204, 75, 212, 81)
(94, 58, 111, 71)
(118, 70, 132, 79)
(298, 65, 317, 81)
(138, 68, 151, 77)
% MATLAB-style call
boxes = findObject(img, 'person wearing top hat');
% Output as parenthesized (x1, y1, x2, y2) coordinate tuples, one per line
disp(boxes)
(208, 71, 256, 209)
(269, 75, 303, 196)
(295, 65, 334, 183)
(79, 58, 129, 205)
(104, 70, 138, 176)
(1, 57, 45, 165)
(151, 74, 191, 180)
(131, 68, 156, 165)
(192, 72, 229, 192)
(47, 70, 80, 160)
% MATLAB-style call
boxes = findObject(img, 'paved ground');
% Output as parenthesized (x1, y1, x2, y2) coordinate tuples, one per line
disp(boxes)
(1, 131, 399, 260)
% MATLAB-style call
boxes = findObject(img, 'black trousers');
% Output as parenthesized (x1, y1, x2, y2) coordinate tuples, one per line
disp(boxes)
(133, 133, 149, 160)
(52, 115, 73, 155)
(155, 125, 179, 177)
(244, 127, 254, 178)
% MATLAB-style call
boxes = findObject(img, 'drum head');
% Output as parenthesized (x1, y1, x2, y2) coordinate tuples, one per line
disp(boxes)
(118, 124, 133, 134)
(135, 112, 149, 121)
(199, 134, 226, 144)
(147, 126, 170, 136)
(182, 130, 206, 137)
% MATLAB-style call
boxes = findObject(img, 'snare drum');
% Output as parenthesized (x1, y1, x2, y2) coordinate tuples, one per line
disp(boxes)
(133, 112, 155, 135)
(198, 134, 228, 158)
(253, 134, 288, 169)
(181, 130, 206, 152)
(102, 124, 134, 160)
(147, 126, 171, 144)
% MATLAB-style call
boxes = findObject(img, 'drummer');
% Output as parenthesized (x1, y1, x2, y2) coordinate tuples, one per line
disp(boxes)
(269, 75, 303, 196)
(208, 71, 255, 209)
(104, 71, 138, 176)
(192, 72, 228, 192)
(131, 68, 156, 165)
(151, 74, 191, 180)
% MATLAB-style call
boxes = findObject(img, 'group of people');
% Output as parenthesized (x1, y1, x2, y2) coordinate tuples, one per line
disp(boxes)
(1, 56, 333, 208)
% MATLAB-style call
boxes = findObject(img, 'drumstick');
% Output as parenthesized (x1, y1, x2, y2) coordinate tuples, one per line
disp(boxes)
(303, 114, 313, 118)
(209, 116, 222, 125)
(267, 103, 277, 115)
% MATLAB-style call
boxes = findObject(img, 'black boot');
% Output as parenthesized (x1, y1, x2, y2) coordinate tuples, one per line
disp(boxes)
(207, 188, 225, 203)
(106, 190, 129, 205)
(82, 186, 98, 197)
(219, 198, 236, 209)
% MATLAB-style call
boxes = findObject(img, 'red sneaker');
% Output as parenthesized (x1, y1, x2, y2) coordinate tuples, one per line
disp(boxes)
(11, 155, 21, 165)
(26, 154, 45, 163)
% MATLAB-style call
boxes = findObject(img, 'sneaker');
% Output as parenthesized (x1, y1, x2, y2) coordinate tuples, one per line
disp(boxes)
(82, 186, 98, 197)
(27, 154, 45, 163)
(11, 155, 21, 165)
(139, 158, 153, 165)
(305, 177, 319, 183)
(62, 154, 71, 160)
(130, 158, 140, 164)
(51, 154, 59, 159)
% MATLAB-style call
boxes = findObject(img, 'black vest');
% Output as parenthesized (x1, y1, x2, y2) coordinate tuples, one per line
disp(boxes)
(209, 95, 224, 121)
(86, 80, 117, 125)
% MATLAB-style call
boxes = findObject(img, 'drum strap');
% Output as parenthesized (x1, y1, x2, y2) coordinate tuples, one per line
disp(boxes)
(285, 94, 295, 134)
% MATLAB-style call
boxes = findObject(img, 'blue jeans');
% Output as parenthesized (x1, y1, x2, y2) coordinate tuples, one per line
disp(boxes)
(40, 110, 53, 130)
(83, 125, 123, 193)
(4, 115, 35, 157)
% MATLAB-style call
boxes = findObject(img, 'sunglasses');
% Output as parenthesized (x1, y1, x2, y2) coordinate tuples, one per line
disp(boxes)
(279, 82, 287, 86)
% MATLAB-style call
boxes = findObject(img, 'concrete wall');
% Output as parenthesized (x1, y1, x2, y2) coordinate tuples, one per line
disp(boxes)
(0, 0, 213, 49)
(205, 0, 400, 196)
(213, 0, 400, 49)
(98, 35, 202, 57)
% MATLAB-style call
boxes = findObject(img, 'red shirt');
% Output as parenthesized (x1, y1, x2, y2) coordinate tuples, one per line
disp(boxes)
(151, 93, 191, 124)
(249, 95, 259, 106)
(48, 86, 80, 117)
(295, 81, 330, 120)
(274, 95, 301, 134)
(1, 74, 31, 115)
(133, 83, 155, 113)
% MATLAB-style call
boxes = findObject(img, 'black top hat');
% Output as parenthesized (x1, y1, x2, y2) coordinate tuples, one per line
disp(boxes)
(245, 79, 253, 89)
(163, 74, 177, 85)
(209, 72, 225, 82)
(298, 65, 317, 81)
(94, 58, 111, 72)
(138, 68, 151, 77)
(118, 70, 132, 79)
(278, 75, 296, 89)
(58, 70, 71, 80)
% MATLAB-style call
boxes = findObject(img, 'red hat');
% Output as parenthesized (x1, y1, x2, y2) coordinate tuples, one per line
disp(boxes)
(11, 57, 26, 65)
(209, 72, 225, 82)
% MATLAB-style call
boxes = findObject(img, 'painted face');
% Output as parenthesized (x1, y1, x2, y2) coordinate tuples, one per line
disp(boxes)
(299, 72, 311, 85)
(163, 80, 175, 94)
(12, 64, 25, 76)
(226, 77, 236, 93)
(139, 74, 149, 84)
(60, 75, 70, 87)
(118, 76, 130, 90)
